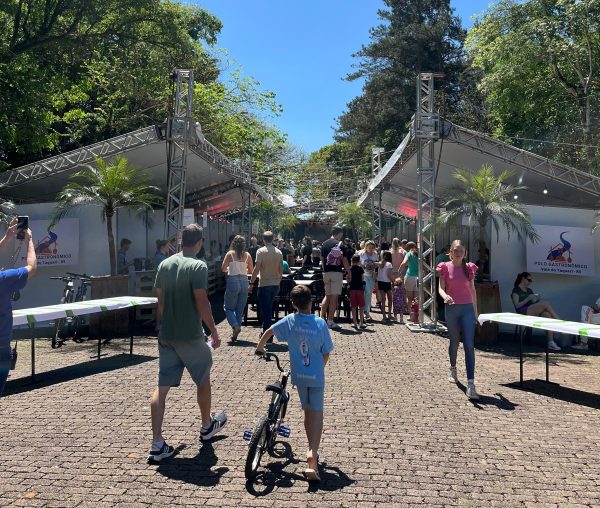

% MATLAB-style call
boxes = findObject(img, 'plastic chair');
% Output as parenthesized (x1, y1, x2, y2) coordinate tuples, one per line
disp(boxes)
(273, 279, 296, 320)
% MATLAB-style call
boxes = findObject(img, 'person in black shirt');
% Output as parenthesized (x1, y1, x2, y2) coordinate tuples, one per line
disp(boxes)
(248, 235, 259, 263)
(301, 236, 313, 267)
(349, 254, 366, 328)
(320, 226, 352, 330)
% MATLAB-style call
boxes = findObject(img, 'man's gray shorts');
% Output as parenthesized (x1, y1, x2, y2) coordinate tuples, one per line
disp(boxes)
(158, 338, 212, 387)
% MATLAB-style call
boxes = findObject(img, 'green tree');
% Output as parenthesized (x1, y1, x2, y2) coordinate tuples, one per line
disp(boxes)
(467, 0, 600, 172)
(275, 213, 299, 240)
(336, 0, 467, 154)
(252, 200, 277, 233)
(438, 165, 539, 270)
(336, 203, 373, 241)
(51, 156, 161, 275)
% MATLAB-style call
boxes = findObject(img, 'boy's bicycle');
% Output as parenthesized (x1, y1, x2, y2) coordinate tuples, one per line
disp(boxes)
(50, 272, 91, 348)
(244, 351, 291, 479)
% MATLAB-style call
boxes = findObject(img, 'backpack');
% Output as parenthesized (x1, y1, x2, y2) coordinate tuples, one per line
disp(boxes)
(326, 242, 344, 267)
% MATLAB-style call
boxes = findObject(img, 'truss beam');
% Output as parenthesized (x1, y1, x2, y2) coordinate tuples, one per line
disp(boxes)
(415, 73, 440, 326)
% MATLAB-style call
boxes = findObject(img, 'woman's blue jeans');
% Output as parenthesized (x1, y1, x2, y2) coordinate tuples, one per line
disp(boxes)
(364, 275, 375, 314)
(445, 303, 476, 380)
(224, 275, 249, 329)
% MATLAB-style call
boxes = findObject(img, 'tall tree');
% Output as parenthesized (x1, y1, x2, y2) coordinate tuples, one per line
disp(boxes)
(336, 0, 467, 154)
(467, 0, 600, 173)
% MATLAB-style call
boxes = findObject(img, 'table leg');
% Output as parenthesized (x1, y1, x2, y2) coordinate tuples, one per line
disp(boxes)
(545, 342, 549, 383)
(30, 336, 35, 382)
(129, 306, 134, 358)
(519, 326, 524, 388)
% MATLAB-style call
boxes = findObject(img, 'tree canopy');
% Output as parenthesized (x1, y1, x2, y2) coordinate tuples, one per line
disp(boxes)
(0, 0, 289, 179)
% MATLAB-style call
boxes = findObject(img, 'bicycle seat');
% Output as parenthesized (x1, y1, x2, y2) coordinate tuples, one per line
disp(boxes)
(265, 382, 283, 394)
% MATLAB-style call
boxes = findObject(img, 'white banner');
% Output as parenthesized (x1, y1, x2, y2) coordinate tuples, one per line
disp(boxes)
(527, 225, 595, 277)
(15, 218, 80, 267)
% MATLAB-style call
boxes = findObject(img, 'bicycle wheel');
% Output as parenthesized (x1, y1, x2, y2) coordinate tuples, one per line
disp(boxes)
(72, 316, 85, 343)
(245, 415, 269, 480)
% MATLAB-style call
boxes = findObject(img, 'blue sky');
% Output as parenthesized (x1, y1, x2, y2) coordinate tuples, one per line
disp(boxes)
(194, 1, 492, 155)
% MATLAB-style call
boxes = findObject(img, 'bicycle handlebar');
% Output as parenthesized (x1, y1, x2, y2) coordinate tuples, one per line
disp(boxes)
(255, 351, 285, 373)
(66, 272, 90, 279)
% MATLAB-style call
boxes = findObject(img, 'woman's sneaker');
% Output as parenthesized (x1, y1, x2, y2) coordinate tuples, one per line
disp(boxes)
(548, 340, 561, 351)
(448, 367, 458, 383)
(148, 441, 175, 462)
(201, 412, 228, 441)
(466, 383, 480, 400)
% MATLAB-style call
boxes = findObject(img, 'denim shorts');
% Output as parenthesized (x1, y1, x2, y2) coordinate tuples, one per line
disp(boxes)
(296, 385, 325, 411)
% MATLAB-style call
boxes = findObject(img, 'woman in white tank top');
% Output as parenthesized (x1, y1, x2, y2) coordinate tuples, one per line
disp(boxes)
(221, 236, 254, 342)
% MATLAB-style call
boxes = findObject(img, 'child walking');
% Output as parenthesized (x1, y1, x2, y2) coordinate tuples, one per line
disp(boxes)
(393, 276, 408, 323)
(349, 254, 366, 329)
(256, 285, 334, 482)
(377, 251, 394, 320)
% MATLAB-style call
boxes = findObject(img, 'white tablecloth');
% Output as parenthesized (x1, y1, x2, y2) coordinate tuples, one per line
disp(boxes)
(13, 296, 157, 326)
(478, 312, 600, 338)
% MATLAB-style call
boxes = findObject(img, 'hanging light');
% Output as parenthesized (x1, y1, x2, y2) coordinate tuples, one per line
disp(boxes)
(513, 193, 518, 200)
(543, 185, 548, 195)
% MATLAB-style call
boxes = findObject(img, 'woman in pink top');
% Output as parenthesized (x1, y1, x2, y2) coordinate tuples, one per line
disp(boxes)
(389, 237, 405, 279)
(436, 239, 479, 400)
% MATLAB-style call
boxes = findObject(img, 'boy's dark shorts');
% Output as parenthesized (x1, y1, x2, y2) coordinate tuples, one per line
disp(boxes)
(158, 338, 212, 387)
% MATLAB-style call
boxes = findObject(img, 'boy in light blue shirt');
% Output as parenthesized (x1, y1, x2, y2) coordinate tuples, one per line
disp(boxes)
(256, 285, 333, 481)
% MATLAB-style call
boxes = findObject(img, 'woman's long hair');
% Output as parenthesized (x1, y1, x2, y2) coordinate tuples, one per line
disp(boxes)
(392, 237, 401, 250)
(450, 239, 469, 278)
(513, 272, 531, 288)
(230, 235, 246, 259)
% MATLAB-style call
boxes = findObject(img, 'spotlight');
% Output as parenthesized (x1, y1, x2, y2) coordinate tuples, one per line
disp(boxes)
(543, 185, 548, 195)
(513, 194, 518, 200)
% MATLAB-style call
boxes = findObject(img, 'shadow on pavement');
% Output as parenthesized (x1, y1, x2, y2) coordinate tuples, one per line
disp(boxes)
(245, 441, 302, 496)
(246, 441, 355, 496)
(154, 440, 229, 487)
(503, 380, 600, 410)
(456, 382, 518, 410)
(4, 353, 155, 396)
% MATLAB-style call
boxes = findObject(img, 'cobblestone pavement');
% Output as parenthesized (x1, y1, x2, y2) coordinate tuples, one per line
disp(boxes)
(1, 311, 599, 507)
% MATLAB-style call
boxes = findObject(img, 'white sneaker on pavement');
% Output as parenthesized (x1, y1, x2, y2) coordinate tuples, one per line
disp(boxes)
(466, 383, 480, 400)
(448, 367, 458, 383)
(548, 340, 561, 351)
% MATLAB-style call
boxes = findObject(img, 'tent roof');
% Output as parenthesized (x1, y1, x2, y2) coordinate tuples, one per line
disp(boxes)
(358, 121, 600, 217)
(0, 124, 270, 216)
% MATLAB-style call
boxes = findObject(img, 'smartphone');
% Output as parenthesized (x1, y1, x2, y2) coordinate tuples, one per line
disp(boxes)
(16, 216, 28, 240)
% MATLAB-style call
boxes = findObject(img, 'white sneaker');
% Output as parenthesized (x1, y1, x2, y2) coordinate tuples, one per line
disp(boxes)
(328, 321, 341, 330)
(548, 340, 561, 351)
(466, 384, 480, 400)
(448, 367, 458, 383)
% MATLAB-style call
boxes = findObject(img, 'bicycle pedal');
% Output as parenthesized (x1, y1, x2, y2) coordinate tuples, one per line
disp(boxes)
(243, 429, 253, 441)
(278, 425, 291, 438)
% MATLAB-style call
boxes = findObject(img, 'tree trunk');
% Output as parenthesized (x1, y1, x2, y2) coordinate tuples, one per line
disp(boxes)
(106, 211, 116, 276)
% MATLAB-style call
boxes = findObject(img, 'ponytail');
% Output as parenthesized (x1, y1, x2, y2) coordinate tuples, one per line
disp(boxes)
(461, 257, 469, 279)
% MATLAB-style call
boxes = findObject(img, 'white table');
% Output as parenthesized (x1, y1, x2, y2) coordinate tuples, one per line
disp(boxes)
(478, 312, 600, 386)
(13, 296, 157, 381)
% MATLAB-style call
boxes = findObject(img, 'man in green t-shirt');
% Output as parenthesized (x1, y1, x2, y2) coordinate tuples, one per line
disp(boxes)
(148, 224, 227, 462)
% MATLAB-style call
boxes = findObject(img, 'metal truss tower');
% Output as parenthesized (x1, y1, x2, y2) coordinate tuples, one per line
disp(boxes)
(164, 69, 194, 253)
(371, 148, 384, 242)
(413, 73, 441, 327)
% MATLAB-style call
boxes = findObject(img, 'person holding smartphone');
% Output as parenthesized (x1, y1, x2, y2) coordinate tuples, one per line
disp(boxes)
(0, 217, 37, 397)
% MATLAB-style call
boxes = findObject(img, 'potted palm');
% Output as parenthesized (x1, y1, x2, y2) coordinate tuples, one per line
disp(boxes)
(438, 164, 539, 275)
(51, 156, 162, 276)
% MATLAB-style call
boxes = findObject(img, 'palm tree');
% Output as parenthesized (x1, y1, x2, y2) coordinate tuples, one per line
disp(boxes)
(51, 156, 162, 275)
(275, 213, 299, 240)
(336, 202, 372, 241)
(438, 164, 539, 270)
